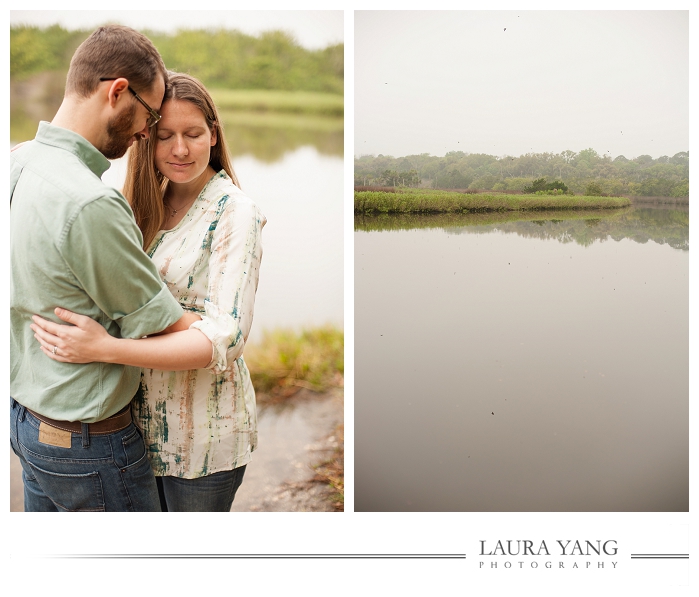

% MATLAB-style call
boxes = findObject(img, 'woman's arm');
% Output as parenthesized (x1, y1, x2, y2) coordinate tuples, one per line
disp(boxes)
(154, 310, 202, 334)
(31, 307, 213, 370)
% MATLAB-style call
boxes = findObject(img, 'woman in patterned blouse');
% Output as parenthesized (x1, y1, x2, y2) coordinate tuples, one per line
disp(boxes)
(31, 72, 266, 512)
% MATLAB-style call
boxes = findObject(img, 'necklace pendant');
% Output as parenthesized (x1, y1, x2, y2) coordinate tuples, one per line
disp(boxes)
(164, 198, 194, 219)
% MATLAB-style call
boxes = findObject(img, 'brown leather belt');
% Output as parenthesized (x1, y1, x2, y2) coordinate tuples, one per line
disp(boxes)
(27, 403, 132, 435)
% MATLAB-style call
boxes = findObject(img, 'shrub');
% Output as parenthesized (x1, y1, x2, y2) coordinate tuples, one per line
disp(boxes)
(585, 182, 603, 196)
(523, 178, 548, 194)
(546, 180, 569, 192)
(523, 178, 569, 194)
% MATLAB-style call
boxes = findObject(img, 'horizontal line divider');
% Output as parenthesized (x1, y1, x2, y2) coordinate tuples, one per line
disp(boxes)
(49, 554, 467, 559)
(630, 556, 688, 559)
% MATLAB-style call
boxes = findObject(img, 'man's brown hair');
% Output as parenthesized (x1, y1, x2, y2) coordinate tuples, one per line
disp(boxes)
(65, 24, 167, 98)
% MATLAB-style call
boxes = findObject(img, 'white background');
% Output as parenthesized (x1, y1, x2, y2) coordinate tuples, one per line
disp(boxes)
(4, 2, 695, 595)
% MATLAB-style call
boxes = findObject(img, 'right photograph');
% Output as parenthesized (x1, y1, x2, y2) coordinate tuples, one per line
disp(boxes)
(354, 11, 689, 512)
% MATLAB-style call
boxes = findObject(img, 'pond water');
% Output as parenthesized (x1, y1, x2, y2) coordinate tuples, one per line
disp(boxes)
(354, 206, 688, 512)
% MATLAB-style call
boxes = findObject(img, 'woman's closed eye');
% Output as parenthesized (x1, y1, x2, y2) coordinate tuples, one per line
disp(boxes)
(158, 133, 203, 141)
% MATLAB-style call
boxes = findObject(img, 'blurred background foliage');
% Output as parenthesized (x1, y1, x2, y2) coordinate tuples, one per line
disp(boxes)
(10, 25, 343, 93)
(10, 24, 344, 159)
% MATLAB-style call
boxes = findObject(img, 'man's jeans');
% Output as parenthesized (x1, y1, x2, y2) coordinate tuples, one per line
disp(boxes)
(10, 397, 161, 512)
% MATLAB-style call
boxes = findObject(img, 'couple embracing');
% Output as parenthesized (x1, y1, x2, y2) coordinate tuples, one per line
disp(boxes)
(10, 24, 265, 512)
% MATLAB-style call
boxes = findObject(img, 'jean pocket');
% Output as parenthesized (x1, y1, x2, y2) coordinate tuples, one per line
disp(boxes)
(27, 461, 105, 512)
(119, 424, 148, 469)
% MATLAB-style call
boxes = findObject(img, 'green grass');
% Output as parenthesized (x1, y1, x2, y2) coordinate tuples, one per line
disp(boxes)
(355, 189, 631, 214)
(244, 326, 344, 403)
(218, 108, 344, 132)
(210, 88, 343, 117)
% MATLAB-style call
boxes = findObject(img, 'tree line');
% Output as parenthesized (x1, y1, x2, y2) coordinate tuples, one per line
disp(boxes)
(10, 25, 343, 95)
(355, 149, 689, 198)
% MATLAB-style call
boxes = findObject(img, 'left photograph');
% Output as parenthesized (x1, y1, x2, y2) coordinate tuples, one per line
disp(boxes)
(10, 10, 344, 512)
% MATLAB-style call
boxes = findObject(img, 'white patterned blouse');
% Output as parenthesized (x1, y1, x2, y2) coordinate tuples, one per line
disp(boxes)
(133, 170, 266, 478)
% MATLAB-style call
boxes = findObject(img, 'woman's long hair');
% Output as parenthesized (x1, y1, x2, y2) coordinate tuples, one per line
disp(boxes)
(123, 71, 239, 250)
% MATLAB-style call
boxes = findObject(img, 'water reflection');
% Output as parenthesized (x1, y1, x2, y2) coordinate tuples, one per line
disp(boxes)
(225, 119, 343, 162)
(355, 206, 688, 512)
(355, 207, 688, 251)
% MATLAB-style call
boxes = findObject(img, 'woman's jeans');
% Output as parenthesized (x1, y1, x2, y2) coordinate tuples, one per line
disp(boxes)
(10, 397, 161, 512)
(156, 466, 247, 512)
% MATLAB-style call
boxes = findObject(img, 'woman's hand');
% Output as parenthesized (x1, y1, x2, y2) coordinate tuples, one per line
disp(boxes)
(31, 307, 116, 364)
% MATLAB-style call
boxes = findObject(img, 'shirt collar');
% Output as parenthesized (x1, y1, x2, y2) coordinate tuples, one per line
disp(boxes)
(35, 121, 112, 179)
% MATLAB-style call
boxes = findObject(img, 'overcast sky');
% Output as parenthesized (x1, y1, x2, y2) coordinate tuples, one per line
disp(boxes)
(10, 10, 343, 50)
(355, 10, 688, 160)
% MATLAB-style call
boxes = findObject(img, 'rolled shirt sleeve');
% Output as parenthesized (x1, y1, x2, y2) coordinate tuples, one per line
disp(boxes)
(189, 197, 265, 374)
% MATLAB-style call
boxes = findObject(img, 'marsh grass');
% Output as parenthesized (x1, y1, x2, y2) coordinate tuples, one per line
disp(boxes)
(355, 189, 631, 214)
(245, 326, 344, 407)
(210, 88, 343, 117)
(219, 109, 344, 133)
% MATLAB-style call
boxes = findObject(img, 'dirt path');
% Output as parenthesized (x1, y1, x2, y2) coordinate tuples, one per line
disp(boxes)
(231, 389, 344, 512)
(10, 389, 343, 512)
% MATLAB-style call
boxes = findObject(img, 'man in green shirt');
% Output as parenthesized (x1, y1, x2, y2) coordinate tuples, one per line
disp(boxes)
(10, 25, 193, 512)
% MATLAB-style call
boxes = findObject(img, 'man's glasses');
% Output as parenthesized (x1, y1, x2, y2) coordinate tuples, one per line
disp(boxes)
(99, 78, 161, 127)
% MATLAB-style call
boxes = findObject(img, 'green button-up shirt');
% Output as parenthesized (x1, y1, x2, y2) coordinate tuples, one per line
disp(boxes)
(10, 122, 184, 423)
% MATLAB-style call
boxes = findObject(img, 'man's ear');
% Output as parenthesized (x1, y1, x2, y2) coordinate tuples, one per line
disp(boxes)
(105, 78, 130, 108)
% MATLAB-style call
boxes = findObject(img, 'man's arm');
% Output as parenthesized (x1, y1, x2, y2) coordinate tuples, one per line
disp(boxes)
(63, 195, 184, 338)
